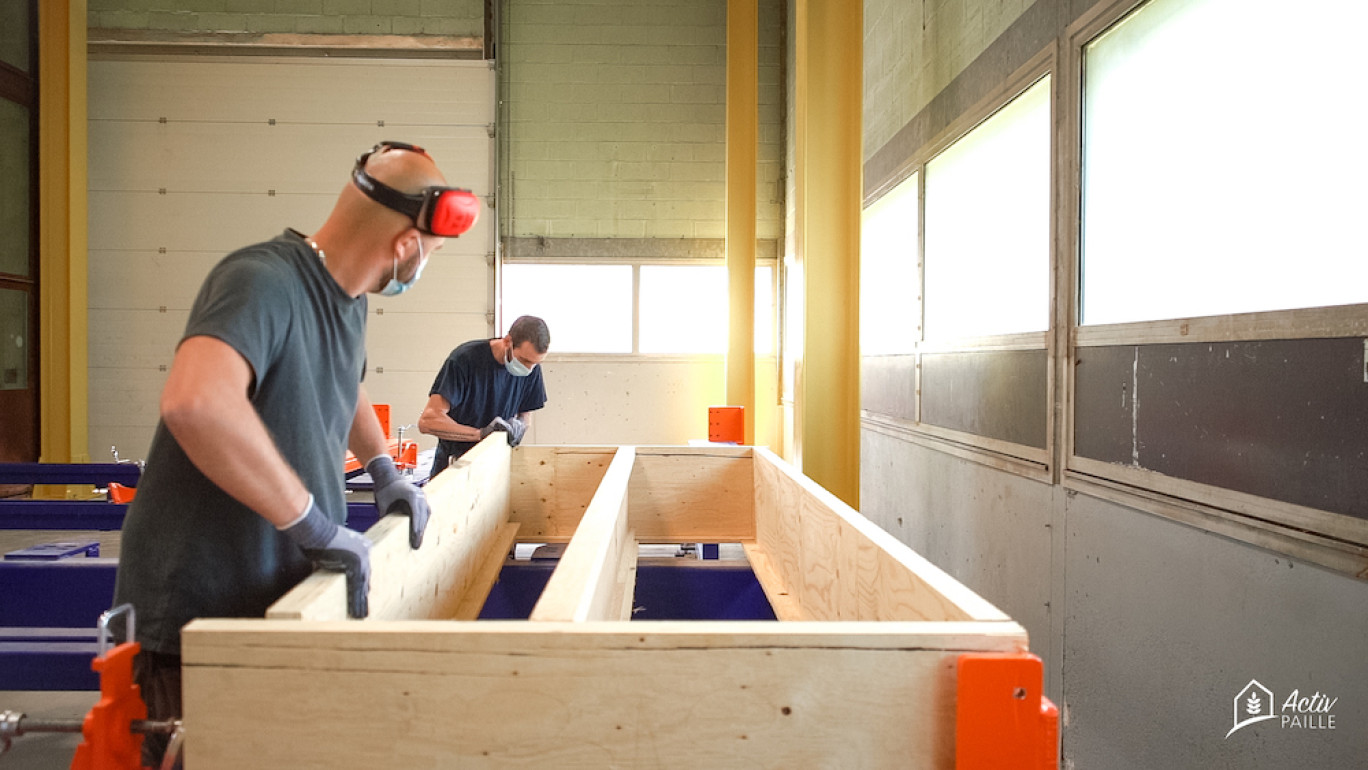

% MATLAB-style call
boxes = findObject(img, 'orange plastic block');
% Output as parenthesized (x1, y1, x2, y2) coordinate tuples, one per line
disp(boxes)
(708, 405, 744, 443)
(956, 652, 1059, 770)
(70, 641, 145, 770)
(372, 404, 391, 439)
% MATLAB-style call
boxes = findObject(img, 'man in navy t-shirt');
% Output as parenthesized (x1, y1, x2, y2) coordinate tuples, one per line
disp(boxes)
(418, 315, 549, 478)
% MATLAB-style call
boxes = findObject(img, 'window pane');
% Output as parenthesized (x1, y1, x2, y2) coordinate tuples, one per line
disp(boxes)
(0, 1, 29, 73)
(924, 77, 1050, 339)
(637, 265, 775, 355)
(0, 100, 30, 278)
(0, 288, 26, 390)
(502, 264, 632, 353)
(640, 266, 727, 354)
(1081, 0, 1368, 325)
(861, 172, 919, 354)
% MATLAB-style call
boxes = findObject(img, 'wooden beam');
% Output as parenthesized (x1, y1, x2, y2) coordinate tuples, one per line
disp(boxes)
(726, 0, 758, 444)
(452, 521, 520, 621)
(751, 447, 1010, 622)
(741, 542, 806, 620)
(36, 0, 91, 484)
(266, 435, 512, 621)
(530, 446, 637, 622)
(181, 619, 1029, 769)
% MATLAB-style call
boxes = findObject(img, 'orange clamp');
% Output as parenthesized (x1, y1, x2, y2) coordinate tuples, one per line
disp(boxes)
(955, 652, 1059, 770)
(70, 641, 146, 770)
(107, 483, 137, 504)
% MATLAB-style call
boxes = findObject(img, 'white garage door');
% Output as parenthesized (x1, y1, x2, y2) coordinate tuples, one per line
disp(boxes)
(87, 55, 494, 460)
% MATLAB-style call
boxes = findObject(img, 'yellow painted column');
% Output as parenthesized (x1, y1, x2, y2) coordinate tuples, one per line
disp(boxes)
(794, 0, 860, 506)
(726, 0, 758, 444)
(37, 0, 90, 496)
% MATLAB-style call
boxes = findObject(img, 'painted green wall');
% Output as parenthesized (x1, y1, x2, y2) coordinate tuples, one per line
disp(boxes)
(87, 0, 484, 37)
(499, 0, 784, 241)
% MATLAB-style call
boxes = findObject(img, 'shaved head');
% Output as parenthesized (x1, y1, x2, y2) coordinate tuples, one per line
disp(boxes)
(310, 143, 451, 297)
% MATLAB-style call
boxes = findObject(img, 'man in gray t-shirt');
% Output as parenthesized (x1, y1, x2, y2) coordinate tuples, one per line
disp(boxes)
(113, 141, 480, 767)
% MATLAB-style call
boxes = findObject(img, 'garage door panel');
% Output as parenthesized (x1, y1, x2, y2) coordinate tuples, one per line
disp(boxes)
(91, 190, 492, 258)
(90, 120, 490, 195)
(89, 58, 494, 126)
(88, 55, 494, 456)
(90, 189, 336, 252)
(88, 308, 188, 370)
(89, 249, 223, 311)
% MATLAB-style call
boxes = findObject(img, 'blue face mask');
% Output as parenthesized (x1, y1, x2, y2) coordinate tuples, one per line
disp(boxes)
(505, 344, 535, 377)
(379, 238, 427, 296)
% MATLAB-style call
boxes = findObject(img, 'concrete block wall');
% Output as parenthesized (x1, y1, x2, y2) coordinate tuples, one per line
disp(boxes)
(87, 0, 485, 38)
(500, 0, 785, 241)
(863, 0, 1032, 162)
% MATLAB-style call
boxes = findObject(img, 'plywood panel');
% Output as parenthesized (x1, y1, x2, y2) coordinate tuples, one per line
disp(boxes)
(266, 435, 511, 621)
(182, 619, 1028, 769)
(752, 448, 1009, 623)
(508, 446, 616, 540)
(628, 446, 755, 541)
(531, 359, 727, 446)
(752, 448, 805, 614)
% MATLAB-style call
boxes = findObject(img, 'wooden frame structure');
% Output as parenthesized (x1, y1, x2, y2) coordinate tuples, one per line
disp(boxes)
(182, 438, 1053, 767)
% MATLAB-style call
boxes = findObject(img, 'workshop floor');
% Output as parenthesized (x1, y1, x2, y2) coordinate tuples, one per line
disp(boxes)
(0, 690, 96, 767)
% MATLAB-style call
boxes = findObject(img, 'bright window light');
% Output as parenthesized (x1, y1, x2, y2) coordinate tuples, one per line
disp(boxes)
(861, 172, 919, 354)
(638, 265, 774, 354)
(502, 264, 632, 353)
(640, 265, 728, 354)
(924, 76, 1051, 339)
(1081, 0, 1368, 325)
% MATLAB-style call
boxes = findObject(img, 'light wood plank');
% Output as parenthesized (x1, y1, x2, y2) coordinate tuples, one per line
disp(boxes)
(451, 522, 521, 621)
(529, 447, 638, 622)
(741, 543, 807, 621)
(752, 447, 805, 616)
(266, 434, 511, 621)
(752, 447, 1009, 623)
(182, 619, 1028, 770)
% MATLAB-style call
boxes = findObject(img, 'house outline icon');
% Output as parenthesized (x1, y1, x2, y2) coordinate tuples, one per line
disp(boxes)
(1226, 679, 1277, 739)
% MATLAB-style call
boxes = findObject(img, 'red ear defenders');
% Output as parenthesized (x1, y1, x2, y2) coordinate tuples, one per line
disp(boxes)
(352, 141, 481, 237)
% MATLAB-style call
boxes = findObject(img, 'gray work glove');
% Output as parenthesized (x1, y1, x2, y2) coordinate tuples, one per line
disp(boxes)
(480, 416, 513, 440)
(281, 495, 370, 618)
(367, 454, 429, 549)
(506, 416, 527, 447)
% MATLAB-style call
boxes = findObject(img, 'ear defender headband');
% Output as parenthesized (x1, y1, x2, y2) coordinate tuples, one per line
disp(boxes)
(352, 141, 481, 237)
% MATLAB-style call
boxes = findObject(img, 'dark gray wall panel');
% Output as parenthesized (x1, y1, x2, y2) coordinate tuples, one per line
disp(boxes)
(1064, 493, 1368, 769)
(921, 349, 1048, 448)
(860, 354, 916, 420)
(1075, 339, 1368, 520)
